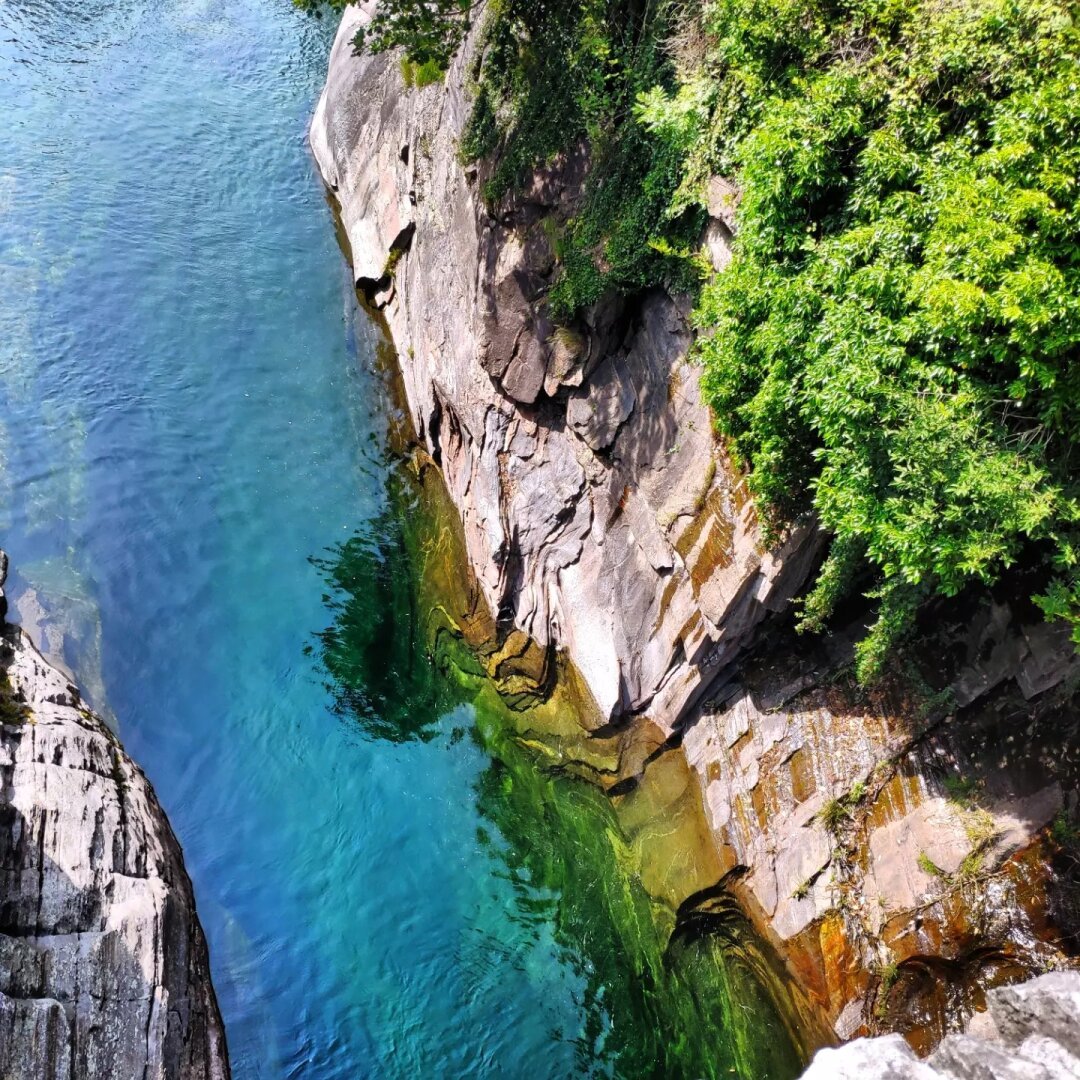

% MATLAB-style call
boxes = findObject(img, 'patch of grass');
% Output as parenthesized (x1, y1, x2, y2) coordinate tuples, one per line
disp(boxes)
(400, 56, 445, 90)
(1052, 812, 1080, 847)
(944, 775, 982, 808)
(383, 246, 405, 278)
(874, 961, 900, 1021)
(414, 58, 444, 88)
(0, 671, 30, 725)
(817, 779, 870, 834)
(962, 807, 996, 848)
(957, 849, 985, 883)
(550, 324, 585, 359)
(917, 851, 947, 879)
(818, 797, 850, 834)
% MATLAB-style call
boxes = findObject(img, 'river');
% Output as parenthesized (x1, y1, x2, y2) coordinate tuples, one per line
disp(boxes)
(0, 0, 800, 1075)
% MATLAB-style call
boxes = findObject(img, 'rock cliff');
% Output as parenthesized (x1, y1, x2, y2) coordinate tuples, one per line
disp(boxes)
(311, 3, 1080, 1053)
(0, 555, 229, 1079)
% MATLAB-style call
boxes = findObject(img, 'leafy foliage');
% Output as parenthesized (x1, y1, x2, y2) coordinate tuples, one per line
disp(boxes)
(670, 0, 1080, 679)
(354, 0, 472, 66)
(292, 0, 472, 69)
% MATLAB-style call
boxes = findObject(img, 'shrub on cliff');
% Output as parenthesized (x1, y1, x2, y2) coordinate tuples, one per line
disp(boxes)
(320, 0, 1080, 682)
(292, 0, 472, 69)
(669, 0, 1080, 680)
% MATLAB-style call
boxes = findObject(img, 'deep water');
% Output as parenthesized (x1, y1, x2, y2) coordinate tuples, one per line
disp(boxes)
(0, 0, 800, 1076)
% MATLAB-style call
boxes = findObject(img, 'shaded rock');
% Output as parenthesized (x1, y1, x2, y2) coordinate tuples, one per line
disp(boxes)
(989, 972, 1080, 1060)
(566, 355, 636, 452)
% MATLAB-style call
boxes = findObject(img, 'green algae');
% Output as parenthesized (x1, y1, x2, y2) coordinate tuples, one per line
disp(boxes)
(311, 389, 806, 1077)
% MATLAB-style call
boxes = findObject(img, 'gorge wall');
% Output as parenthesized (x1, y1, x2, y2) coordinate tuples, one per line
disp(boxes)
(311, 2, 1080, 1054)
(0, 554, 229, 1079)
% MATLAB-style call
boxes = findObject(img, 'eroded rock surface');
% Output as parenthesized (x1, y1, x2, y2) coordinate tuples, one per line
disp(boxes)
(311, 5, 1079, 1051)
(0, 560, 229, 1079)
(312, 2, 820, 731)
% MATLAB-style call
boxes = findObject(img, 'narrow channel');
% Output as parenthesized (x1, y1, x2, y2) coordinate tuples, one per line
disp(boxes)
(0, 0, 799, 1075)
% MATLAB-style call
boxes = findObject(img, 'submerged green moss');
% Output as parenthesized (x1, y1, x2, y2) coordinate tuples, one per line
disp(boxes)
(310, 365, 806, 1075)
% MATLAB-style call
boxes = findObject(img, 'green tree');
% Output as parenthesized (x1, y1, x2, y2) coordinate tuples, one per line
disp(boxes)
(292, 0, 474, 69)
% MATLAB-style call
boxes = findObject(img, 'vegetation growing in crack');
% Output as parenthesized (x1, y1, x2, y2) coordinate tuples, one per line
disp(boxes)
(818, 779, 867, 835)
(0, 669, 30, 725)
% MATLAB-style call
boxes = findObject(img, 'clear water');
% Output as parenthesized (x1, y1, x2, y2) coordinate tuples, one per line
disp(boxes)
(0, 1, 801, 1077)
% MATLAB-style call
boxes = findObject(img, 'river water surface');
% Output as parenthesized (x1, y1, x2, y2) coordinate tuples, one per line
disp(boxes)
(0, 0, 800, 1076)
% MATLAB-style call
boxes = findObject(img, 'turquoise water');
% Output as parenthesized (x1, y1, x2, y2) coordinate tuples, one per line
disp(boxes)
(0, 1, 801, 1076)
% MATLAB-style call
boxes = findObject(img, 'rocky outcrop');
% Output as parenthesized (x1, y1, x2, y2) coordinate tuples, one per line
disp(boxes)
(312, 1, 822, 731)
(311, 3, 1079, 1053)
(802, 972, 1080, 1078)
(0, 557, 229, 1079)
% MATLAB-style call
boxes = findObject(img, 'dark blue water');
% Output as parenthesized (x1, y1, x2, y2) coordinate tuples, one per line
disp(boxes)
(0, 1, 801, 1076)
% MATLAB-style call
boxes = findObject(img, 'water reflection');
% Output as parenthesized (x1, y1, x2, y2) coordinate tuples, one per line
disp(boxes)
(311, 487, 452, 743)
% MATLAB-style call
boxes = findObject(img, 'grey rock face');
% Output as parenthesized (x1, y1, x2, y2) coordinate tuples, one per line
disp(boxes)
(801, 973, 1080, 1079)
(990, 974, 1080, 1063)
(310, 2, 820, 733)
(0, 604, 229, 1078)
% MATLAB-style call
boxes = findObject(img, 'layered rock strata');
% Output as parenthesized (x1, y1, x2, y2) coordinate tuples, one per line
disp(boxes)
(0, 555, 229, 1079)
(311, 4, 1080, 1050)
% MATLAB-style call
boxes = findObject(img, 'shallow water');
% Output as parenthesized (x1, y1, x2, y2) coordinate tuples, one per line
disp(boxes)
(0, 0, 800, 1076)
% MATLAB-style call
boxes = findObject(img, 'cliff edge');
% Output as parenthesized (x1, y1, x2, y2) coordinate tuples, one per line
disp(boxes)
(0, 554, 229, 1079)
(311, 3, 1080, 1053)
